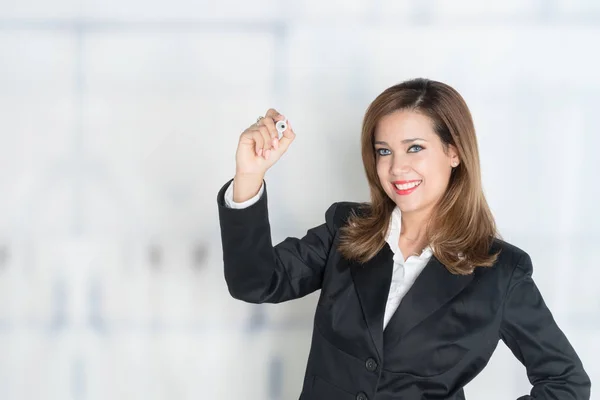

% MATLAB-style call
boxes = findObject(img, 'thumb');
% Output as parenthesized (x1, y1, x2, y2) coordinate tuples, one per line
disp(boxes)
(277, 119, 296, 153)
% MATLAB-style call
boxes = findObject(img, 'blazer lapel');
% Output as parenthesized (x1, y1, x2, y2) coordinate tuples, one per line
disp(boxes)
(383, 255, 474, 352)
(350, 243, 393, 361)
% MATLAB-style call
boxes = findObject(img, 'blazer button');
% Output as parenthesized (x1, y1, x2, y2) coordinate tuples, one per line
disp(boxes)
(365, 357, 378, 372)
(356, 392, 368, 400)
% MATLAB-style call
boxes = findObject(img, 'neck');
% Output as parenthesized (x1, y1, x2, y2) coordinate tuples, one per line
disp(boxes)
(399, 210, 430, 242)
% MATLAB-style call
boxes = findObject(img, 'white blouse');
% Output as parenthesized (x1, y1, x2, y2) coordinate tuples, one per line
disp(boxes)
(223, 180, 432, 330)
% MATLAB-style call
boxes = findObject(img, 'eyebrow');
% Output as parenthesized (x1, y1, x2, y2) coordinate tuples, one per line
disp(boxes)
(374, 138, 427, 145)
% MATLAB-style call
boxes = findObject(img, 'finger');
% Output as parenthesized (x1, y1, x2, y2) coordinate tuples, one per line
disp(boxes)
(259, 116, 282, 151)
(258, 126, 273, 151)
(257, 126, 273, 159)
(249, 117, 262, 131)
(247, 130, 264, 156)
(265, 108, 285, 122)
(264, 109, 286, 148)
(281, 119, 295, 139)
(258, 116, 278, 140)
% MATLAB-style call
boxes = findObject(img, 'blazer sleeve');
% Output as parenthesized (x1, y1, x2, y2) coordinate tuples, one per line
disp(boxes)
(216, 178, 339, 304)
(500, 252, 591, 399)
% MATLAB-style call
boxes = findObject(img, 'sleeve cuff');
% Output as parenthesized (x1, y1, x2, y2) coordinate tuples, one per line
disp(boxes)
(224, 179, 265, 209)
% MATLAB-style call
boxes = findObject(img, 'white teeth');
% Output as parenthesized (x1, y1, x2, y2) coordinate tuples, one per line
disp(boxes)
(394, 181, 421, 190)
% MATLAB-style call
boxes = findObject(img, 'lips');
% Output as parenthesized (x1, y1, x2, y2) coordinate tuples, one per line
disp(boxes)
(392, 180, 422, 195)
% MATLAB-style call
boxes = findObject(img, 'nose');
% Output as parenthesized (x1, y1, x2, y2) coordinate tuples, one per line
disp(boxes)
(390, 154, 411, 175)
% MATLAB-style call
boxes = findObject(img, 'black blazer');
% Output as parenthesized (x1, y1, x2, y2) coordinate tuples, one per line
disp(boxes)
(217, 179, 591, 400)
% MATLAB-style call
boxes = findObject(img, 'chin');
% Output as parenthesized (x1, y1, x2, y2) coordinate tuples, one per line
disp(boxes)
(394, 196, 427, 213)
(396, 204, 419, 214)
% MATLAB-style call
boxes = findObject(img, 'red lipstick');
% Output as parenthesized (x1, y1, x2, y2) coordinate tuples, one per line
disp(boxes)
(392, 180, 422, 196)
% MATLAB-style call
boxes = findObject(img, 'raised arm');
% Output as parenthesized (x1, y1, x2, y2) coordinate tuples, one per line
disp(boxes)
(217, 178, 338, 304)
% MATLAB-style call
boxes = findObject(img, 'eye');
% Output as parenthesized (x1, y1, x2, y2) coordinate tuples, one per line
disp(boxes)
(376, 148, 391, 156)
(408, 144, 423, 153)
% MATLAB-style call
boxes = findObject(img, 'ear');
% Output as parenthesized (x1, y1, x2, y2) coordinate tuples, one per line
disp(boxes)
(448, 144, 460, 167)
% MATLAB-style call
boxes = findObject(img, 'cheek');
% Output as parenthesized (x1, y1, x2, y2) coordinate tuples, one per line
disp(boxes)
(409, 158, 429, 178)
(415, 154, 445, 176)
(376, 162, 393, 194)
(376, 160, 388, 179)
(422, 162, 452, 191)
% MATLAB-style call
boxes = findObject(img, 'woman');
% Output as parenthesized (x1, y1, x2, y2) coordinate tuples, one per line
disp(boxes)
(216, 78, 591, 399)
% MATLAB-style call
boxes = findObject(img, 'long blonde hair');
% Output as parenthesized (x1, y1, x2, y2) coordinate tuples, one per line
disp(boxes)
(337, 78, 500, 275)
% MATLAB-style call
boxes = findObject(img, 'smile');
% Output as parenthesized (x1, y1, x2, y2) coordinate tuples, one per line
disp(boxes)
(392, 180, 422, 195)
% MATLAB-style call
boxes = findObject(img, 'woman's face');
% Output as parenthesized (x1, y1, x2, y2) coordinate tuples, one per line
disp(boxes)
(374, 109, 459, 217)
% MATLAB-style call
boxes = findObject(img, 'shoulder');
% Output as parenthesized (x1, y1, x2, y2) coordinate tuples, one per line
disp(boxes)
(325, 201, 370, 230)
(488, 237, 529, 268)
(479, 237, 534, 283)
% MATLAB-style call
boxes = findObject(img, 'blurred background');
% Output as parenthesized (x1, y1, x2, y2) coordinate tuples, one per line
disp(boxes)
(0, 0, 599, 399)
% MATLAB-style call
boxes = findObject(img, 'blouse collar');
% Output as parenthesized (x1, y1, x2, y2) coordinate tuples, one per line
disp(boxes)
(384, 206, 433, 261)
